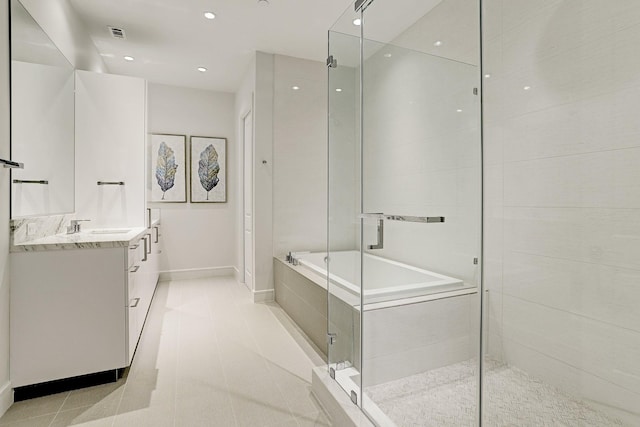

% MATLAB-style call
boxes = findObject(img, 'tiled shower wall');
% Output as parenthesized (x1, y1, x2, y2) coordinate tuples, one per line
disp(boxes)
(483, 0, 640, 422)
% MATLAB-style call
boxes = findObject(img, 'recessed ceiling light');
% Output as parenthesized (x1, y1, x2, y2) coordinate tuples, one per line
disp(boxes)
(203, 11, 216, 19)
(383, 53, 392, 58)
(434, 40, 443, 47)
(123, 56, 134, 61)
(258, 0, 269, 6)
(524, 85, 531, 90)
(335, 88, 343, 92)
(292, 86, 300, 91)
(456, 109, 463, 113)
(353, 18, 361, 26)
(484, 73, 491, 78)
(197, 67, 207, 72)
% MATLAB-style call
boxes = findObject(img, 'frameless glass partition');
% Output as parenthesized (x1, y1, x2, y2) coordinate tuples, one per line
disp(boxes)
(328, 0, 482, 425)
(10, 0, 75, 218)
(327, 14, 362, 399)
(329, 1, 640, 426)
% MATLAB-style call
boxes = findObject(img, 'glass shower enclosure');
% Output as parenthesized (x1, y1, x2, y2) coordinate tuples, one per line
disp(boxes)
(327, 1, 640, 426)
(327, 0, 482, 425)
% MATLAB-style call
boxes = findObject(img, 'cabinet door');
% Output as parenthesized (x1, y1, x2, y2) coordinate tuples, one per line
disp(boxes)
(74, 70, 146, 228)
(127, 262, 140, 364)
(11, 248, 127, 387)
(126, 237, 146, 363)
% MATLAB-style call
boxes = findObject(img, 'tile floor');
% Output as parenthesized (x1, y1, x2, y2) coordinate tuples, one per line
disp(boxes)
(0, 276, 331, 427)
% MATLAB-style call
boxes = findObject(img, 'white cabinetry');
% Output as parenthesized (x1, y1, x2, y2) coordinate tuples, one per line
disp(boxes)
(10, 225, 161, 388)
(74, 70, 146, 229)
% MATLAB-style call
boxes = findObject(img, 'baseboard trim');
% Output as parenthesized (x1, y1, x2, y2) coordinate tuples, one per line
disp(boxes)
(0, 381, 13, 418)
(253, 288, 275, 303)
(233, 266, 242, 283)
(159, 266, 235, 282)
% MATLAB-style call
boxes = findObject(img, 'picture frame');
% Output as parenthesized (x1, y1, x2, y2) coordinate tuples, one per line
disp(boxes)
(190, 136, 226, 203)
(150, 134, 187, 202)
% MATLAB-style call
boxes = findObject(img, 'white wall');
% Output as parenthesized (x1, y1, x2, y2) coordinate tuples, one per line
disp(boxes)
(19, 0, 107, 73)
(483, 0, 640, 423)
(235, 56, 255, 283)
(253, 52, 275, 295)
(11, 61, 74, 217)
(360, 46, 481, 285)
(272, 54, 327, 257)
(148, 83, 236, 274)
(75, 70, 146, 229)
(0, 0, 13, 416)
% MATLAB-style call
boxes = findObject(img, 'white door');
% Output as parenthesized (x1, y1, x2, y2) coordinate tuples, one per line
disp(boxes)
(243, 111, 254, 290)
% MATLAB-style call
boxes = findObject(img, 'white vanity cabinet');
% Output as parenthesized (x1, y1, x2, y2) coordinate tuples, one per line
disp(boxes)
(10, 225, 161, 388)
(126, 227, 161, 364)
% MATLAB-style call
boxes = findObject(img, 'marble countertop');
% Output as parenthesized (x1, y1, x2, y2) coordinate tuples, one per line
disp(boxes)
(11, 227, 150, 252)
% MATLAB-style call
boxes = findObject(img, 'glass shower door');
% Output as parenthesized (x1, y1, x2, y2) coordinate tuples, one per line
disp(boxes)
(327, 1, 482, 425)
(327, 15, 362, 399)
(357, 1, 483, 425)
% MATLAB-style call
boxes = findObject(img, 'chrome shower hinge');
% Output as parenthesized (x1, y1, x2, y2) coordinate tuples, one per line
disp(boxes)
(327, 333, 337, 345)
(326, 55, 337, 68)
(350, 390, 358, 405)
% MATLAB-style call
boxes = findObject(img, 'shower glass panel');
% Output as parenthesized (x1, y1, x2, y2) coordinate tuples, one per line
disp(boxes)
(327, 22, 362, 398)
(481, 1, 640, 425)
(328, 0, 482, 425)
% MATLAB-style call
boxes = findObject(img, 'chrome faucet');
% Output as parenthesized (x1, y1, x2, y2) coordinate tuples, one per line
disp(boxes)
(67, 219, 90, 234)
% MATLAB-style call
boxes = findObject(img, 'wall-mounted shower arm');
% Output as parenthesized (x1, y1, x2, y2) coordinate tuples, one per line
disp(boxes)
(355, 0, 374, 12)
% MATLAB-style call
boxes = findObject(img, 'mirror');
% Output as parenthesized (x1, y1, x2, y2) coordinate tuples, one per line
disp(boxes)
(10, 0, 75, 218)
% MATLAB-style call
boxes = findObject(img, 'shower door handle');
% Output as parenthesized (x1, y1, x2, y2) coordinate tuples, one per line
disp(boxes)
(359, 213, 445, 250)
(359, 213, 384, 250)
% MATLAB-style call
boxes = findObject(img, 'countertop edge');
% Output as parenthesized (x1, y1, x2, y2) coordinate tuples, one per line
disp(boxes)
(10, 227, 151, 253)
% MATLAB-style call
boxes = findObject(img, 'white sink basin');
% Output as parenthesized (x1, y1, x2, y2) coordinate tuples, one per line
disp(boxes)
(89, 229, 131, 234)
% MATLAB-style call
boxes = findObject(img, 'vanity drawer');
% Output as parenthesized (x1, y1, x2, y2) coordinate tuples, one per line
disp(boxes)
(127, 241, 141, 269)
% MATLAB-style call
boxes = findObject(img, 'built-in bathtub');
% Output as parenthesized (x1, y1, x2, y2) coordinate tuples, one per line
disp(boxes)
(297, 250, 471, 306)
(274, 250, 479, 386)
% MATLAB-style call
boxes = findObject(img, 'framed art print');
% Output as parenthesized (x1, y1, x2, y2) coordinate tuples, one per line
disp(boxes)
(190, 136, 226, 203)
(150, 134, 187, 202)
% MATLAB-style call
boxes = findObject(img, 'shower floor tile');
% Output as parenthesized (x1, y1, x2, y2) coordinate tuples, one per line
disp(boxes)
(365, 360, 624, 427)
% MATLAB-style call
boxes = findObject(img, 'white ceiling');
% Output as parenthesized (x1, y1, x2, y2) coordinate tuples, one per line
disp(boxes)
(68, 0, 355, 93)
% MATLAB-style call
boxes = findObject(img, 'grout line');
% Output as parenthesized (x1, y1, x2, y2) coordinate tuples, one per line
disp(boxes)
(500, 292, 640, 335)
(233, 281, 300, 423)
(506, 249, 640, 273)
(47, 392, 71, 427)
(173, 280, 183, 427)
(204, 278, 240, 427)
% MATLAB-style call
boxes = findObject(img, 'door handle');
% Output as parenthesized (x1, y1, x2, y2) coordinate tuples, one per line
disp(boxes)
(142, 237, 148, 262)
(359, 213, 445, 250)
(360, 213, 384, 250)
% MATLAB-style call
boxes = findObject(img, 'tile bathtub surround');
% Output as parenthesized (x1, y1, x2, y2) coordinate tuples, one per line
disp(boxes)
(0, 277, 330, 427)
(10, 214, 74, 245)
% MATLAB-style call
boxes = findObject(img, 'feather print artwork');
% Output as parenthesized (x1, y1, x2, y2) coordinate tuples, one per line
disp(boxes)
(156, 141, 178, 200)
(198, 144, 220, 200)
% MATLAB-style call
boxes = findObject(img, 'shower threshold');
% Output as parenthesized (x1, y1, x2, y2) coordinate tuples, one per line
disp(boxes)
(331, 364, 397, 427)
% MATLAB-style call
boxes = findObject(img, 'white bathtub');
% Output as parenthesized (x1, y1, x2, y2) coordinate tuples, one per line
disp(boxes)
(296, 250, 468, 305)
